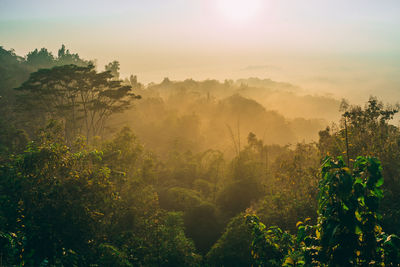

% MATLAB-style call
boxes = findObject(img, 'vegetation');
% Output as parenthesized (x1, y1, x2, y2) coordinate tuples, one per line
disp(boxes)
(246, 156, 400, 266)
(1, 46, 400, 266)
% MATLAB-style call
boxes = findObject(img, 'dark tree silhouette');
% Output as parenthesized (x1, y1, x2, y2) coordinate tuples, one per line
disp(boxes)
(16, 64, 140, 142)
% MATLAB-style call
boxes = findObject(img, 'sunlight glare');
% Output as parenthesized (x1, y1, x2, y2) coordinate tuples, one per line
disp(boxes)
(216, 0, 263, 23)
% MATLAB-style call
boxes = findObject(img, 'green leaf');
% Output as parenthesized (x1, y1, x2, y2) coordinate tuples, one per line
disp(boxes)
(355, 225, 362, 235)
(297, 226, 306, 244)
(375, 176, 384, 187)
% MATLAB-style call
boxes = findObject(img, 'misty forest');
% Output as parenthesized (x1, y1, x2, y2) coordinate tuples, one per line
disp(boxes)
(2, 5, 400, 267)
(1, 44, 400, 267)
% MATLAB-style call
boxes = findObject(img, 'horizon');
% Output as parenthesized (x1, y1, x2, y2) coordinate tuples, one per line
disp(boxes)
(1, 0, 400, 102)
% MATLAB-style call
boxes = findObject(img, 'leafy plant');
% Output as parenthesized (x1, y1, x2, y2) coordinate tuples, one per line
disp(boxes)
(247, 156, 400, 266)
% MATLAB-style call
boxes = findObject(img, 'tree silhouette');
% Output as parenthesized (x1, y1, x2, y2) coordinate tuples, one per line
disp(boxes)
(16, 64, 140, 142)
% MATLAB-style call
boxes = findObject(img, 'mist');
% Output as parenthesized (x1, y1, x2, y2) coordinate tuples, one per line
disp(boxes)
(1, 1, 400, 266)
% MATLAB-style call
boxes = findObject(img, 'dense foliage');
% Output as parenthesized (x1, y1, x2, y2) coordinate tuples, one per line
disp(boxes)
(1, 46, 400, 266)
(246, 156, 400, 266)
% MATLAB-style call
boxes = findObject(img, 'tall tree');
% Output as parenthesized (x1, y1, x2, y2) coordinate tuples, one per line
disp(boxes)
(16, 64, 140, 142)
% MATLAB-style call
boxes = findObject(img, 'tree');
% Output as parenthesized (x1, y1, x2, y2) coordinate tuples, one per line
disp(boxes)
(105, 60, 121, 80)
(246, 156, 400, 266)
(25, 48, 55, 69)
(0, 47, 31, 124)
(16, 64, 140, 142)
(0, 124, 202, 266)
(255, 142, 319, 233)
(318, 97, 400, 235)
(126, 74, 143, 89)
(57, 44, 89, 66)
(315, 156, 384, 265)
(183, 202, 222, 254)
(0, 130, 115, 265)
(246, 217, 298, 267)
(207, 214, 255, 266)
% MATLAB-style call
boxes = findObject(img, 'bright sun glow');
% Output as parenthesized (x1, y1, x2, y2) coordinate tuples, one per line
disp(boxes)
(216, 0, 263, 23)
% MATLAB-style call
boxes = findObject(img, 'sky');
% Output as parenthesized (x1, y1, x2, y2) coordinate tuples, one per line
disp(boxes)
(1, 0, 400, 102)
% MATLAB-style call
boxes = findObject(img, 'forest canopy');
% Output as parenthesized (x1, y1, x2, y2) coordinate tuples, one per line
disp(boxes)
(1, 45, 400, 266)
